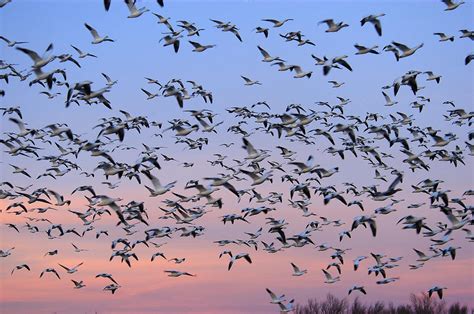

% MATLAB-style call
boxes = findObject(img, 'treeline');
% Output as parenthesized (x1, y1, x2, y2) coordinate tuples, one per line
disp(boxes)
(295, 293, 472, 314)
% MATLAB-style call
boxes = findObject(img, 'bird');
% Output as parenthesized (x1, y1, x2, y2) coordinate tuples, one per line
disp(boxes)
(227, 253, 252, 270)
(141, 88, 159, 100)
(0, 35, 28, 47)
(322, 269, 340, 283)
(428, 286, 447, 299)
(164, 270, 196, 277)
(124, 0, 149, 18)
(40, 268, 61, 279)
(58, 262, 84, 274)
(188, 40, 215, 52)
(257, 46, 283, 62)
(265, 288, 286, 304)
(318, 19, 349, 32)
(16, 44, 56, 68)
(151, 252, 167, 262)
(254, 27, 269, 38)
(391, 41, 424, 60)
(71, 279, 86, 289)
(354, 44, 379, 55)
(360, 13, 385, 36)
(278, 299, 295, 313)
(290, 262, 307, 276)
(103, 283, 121, 294)
(71, 45, 97, 58)
(160, 35, 181, 53)
(241, 76, 261, 86)
(465, 54, 474, 65)
(382, 91, 398, 106)
(262, 18, 293, 28)
(291, 65, 312, 79)
(140, 170, 176, 197)
(348, 285, 367, 295)
(96, 273, 118, 284)
(434, 32, 455, 42)
(441, 0, 465, 11)
(11, 264, 31, 275)
(459, 29, 474, 40)
(84, 23, 114, 44)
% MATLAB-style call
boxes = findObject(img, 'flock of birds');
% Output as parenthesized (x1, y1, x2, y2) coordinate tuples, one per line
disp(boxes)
(0, 0, 473, 312)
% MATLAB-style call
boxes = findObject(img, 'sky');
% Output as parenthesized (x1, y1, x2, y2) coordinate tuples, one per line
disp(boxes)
(0, 0, 473, 313)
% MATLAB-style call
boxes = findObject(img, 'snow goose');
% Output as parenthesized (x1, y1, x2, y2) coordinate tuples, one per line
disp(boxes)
(84, 23, 114, 44)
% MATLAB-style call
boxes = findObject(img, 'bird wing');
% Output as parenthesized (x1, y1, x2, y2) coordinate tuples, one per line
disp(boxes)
(322, 269, 332, 280)
(319, 19, 334, 26)
(257, 46, 270, 58)
(291, 262, 300, 272)
(188, 41, 202, 48)
(371, 19, 382, 36)
(16, 47, 42, 62)
(241, 76, 251, 83)
(262, 19, 279, 24)
(392, 41, 410, 52)
(84, 23, 100, 39)
(242, 137, 258, 155)
(265, 288, 277, 299)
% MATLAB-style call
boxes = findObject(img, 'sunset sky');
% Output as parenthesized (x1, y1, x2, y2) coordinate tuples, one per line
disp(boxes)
(1, 0, 473, 313)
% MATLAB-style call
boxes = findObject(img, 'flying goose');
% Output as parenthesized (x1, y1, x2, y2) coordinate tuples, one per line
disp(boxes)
(84, 23, 114, 44)
(322, 269, 340, 283)
(11, 264, 31, 275)
(391, 41, 424, 59)
(323, 55, 352, 75)
(459, 29, 474, 40)
(290, 262, 307, 276)
(382, 91, 398, 106)
(265, 288, 286, 304)
(424, 71, 441, 83)
(58, 262, 84, 274)
(348, 285, 367, 295)
(142, 170, 176, 196)
(103, 283, 121, 294)
(71, 280, 86, 289)
(318, 19, 349, 32)
(376, 277, 399, 284)
(441, 0, 464, 11)
(241, 75, 261, 86)
(291, 65, 312, 78)
(40, 268, 61, 279)
(239, 169, 273, 186)
(434, 32, 454, 42)
(428, 286, 447, 299)
(257, 45, 283, 62)
(262, 18, 293, 27)
(16, 44, 56, 68)
(354, 44, 379, 55)
(160, 35, 182, 53)
(254, 27, 269, 38)
(0, 35, 28, 47)
(164, 270, 196, 277)
(360, 13, 385, 36)
(141, 88, 159, 100)
(71, 45, 97, 58)
(227, 252, 252, 270)
(96, 273, 118, 284)
(188, 40, 215, 52)
(278, 299, 295, 313)
(124, 0, 149, 18)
